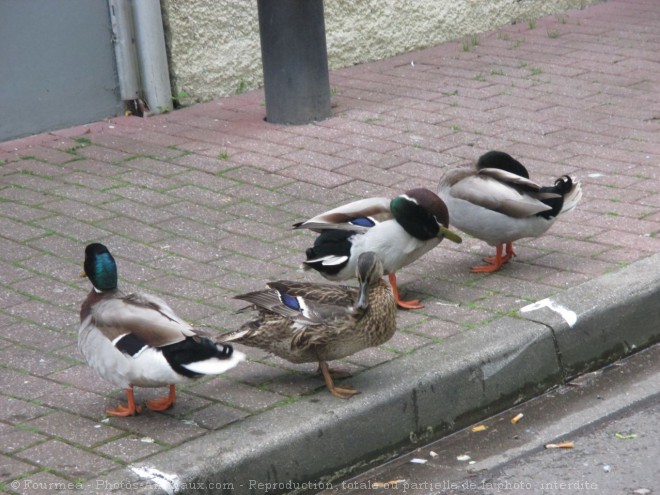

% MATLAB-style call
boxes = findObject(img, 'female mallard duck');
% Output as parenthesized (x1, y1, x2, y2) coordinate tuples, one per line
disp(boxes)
(293, 188, 462, 310)
(79, 243, 245, 416)
(223, 252, 396, 399)
(437, 151, 582, 273)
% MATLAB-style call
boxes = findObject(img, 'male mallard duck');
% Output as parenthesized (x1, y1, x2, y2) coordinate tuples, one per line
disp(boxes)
(437, 151, 583, 273)
(223, 252, 396, 399)
(293, 188, 462, 310)
(78, 243, 245, 416)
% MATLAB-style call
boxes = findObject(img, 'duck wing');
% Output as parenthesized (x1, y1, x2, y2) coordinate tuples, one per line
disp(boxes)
(293, 197, 392, 233)
(90, 292, 195, 353)
(235, 281, 357, 326)
(478, 167, 544, 191)
(451, 170, 556, 219)
(269, 281, 357, 306)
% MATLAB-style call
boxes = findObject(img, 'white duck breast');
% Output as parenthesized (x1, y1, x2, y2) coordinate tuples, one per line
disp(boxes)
(350, 220, 440, 274)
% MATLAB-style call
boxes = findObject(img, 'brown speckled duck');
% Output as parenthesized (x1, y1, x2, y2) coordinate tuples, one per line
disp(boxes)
(223, 252, 396, 399)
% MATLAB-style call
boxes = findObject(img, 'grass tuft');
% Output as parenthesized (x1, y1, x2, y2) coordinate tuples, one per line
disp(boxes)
(462, 33, 479, 52)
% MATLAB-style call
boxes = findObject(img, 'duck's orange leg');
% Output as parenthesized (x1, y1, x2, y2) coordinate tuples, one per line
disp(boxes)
(316, 363, 352, 379)
(318, 361, 358, 399)
(388, 273, 422, 309)
(107, 385, 142, 417)
(482, 242, 517, 266)
(146, 384, 176, 412)
(472, 243, 513, 273)
(504, 242, 517, 261)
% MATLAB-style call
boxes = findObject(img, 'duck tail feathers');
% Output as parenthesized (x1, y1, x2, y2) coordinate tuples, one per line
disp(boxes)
(181, 348, 246, 375)
(560, 176, 582, 214)
(162, 337, 245, 377)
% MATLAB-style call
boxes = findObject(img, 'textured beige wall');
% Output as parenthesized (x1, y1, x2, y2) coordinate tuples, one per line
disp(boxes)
(162, 0, 593, 105)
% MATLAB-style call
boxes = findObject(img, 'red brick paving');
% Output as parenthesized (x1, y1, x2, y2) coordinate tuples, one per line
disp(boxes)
(0, 0, 659, 488)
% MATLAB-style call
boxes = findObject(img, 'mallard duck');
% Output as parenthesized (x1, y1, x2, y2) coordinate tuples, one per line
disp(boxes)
(293, 188, 462, 310)
(78, 243, 245, 416)
(437, 151, 583, 273)
(223, 252, 396, 399)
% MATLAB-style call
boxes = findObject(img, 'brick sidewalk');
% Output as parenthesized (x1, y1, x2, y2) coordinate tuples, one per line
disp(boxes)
(1, 0, 659, 491)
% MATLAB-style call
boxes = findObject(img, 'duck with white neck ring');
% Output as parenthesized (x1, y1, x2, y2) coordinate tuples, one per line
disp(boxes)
(78, 243, 244, 416)
(438, 151, 582, 273)
(294, 188, 462, 309)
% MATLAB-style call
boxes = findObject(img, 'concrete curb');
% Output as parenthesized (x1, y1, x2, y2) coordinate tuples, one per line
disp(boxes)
(520, 252, 660, 380)
(88, 254, 660, 495)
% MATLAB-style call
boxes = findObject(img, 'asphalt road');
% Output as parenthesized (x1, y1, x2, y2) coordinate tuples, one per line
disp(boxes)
(320, 344, 660, 495)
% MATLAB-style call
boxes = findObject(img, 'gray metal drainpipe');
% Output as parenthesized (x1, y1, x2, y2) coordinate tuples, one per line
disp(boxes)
(108, 0, 140, 102)
(108, 0, 172, 115)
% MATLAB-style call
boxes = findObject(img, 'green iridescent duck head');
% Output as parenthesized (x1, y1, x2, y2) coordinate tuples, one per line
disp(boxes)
(83, 243, 118, 292)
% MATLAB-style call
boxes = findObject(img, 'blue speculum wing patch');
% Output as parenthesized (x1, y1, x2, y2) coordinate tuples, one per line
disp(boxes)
(280, 292, 302, 312)
(350, 217, 375, 228)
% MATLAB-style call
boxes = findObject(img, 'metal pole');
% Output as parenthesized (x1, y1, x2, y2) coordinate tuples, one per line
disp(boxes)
(257, 0, 331, 125)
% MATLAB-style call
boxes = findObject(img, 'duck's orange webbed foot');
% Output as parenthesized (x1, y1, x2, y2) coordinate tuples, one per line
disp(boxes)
(388, 273, 423, 310)
(329, 384, 359, 400)
(107, 386, 142, 416)
(146, 384, 176, 412)
(318, 361, 359, 400)
(472, 243, 514, 273)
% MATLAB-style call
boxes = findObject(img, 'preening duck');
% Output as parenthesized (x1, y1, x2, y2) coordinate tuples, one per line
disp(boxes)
(437, 151, 582, 273)
(223, 252, 396, 399)
(78, 243, 244, 416)
(293, 188, 462, 309)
